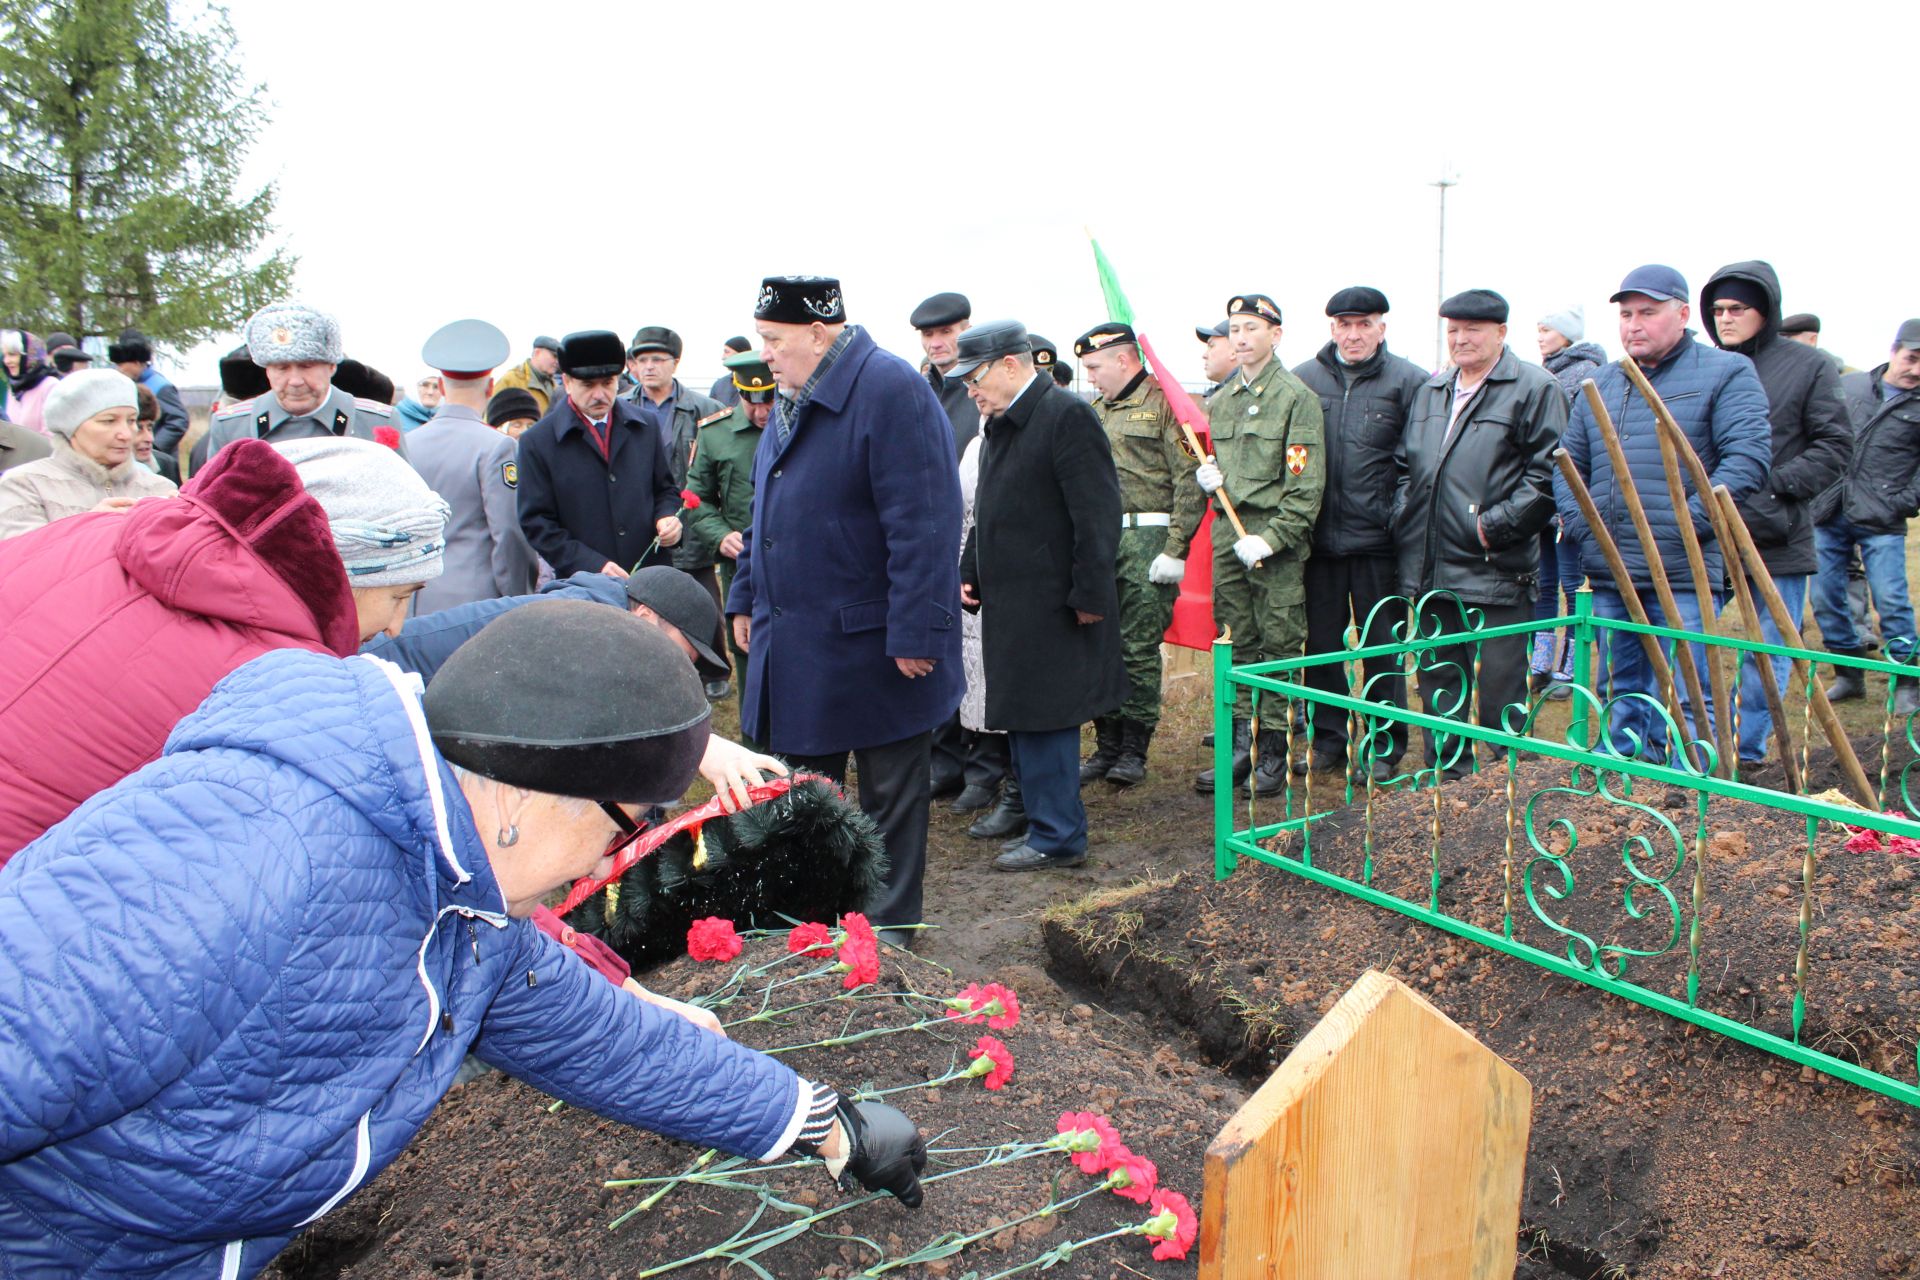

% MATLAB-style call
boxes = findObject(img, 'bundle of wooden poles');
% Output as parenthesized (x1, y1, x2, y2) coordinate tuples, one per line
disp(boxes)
(1552, 364, 1875, 806)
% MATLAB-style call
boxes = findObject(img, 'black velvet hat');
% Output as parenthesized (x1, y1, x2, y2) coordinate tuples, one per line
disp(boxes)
(755, 276, 846, 325)
(910, 291, 970, 329)
(425, 600, 712, 805)
(559, 330, 627, 380)
(1326, 286, 1390, 317)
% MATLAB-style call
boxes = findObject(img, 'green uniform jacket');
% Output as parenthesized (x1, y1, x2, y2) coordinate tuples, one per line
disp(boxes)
(1206, 360, 1326, 555)
(684, 404, 764, 561)
(1091, 373, 1207, 560)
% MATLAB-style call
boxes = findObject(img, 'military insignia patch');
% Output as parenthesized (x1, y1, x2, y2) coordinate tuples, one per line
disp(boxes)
(1286, 444, 1309, 476)
(271, 326, 293, 346)
(502, 461, 518, 488)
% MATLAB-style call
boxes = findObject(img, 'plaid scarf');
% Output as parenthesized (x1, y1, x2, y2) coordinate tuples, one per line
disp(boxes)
(772, 326, 856, 448)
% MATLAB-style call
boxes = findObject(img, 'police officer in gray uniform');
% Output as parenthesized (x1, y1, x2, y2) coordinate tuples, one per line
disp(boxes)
(405, 319, 539, 617)
(204, 301, 401, 458)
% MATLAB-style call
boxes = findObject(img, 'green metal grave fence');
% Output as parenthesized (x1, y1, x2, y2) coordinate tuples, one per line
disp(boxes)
(1212, 586, 1920, 1108)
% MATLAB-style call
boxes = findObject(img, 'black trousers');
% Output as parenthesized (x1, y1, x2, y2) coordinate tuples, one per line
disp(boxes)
(1304, 554, 1408, 763)
(783, 730, 931, 927)
(931, 712, 1009, 788)
(1412, 598, 1529, 768)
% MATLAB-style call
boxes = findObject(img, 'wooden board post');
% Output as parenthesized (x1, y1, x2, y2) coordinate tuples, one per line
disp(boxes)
(1198, 969, 1532, 1279)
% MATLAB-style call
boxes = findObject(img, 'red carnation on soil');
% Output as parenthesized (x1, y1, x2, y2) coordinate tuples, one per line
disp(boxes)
(1892, 835, 1920, 858)
(1057, 1111, 1125, 1175)
(1143, 1187, 1198, 1261)
(946, 981, 1021, 1030)
(1108, 1151, 1158, 1203)
(685, 917, 742, 962)
(838, 933, 880, 989)
(839, 911, 876, 949)
(1845, 828, 1884, 853)
(967, 1035, 1016, 1090)
(678, 488, 701, 510)
(786, 922, 836, 957)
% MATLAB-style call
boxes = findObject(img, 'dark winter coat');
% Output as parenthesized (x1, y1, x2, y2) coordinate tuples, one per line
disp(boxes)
(928, 366, 980, 456)
(1394, 347, 1565, 606)
(624, 378, 726, 572)
(1701, 260, 1852, 575)
(961, 376, 1126, 731)
(726, 327, 963, 755)
(139, 367, 192, 456)
(1543, 342, 1609, 404)
(1819, 366, 1920, 535)
(515, 394, 680, 577)
(1556, 331, 1772, 591)
(1293, 341, 1428, 557)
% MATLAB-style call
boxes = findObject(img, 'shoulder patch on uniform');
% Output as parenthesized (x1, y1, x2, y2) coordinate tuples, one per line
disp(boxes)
(697, 409, 733, 428)
(352, 397, 390, 411)
(1286, 443, 1309, 475)
(502, 460, 518, 488)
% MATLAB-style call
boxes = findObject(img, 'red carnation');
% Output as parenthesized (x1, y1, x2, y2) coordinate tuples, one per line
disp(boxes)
(686, 917, 742, 962)
(1061, 1111, 1125, 1175)
(1108, 1151, 1158, 1204)
(1845, 828, 1884, 853)
(787, 921, 837, 957)
(967, 1035, 1016, 1090)
(1893, 835, 1920, 858)
(1143, 1188, 1198, 1261)
(679, 488, 702, 510)
(839, 911, 877, 948)
(945, 981, 1020, 1030)
(838, 933, 880, 989)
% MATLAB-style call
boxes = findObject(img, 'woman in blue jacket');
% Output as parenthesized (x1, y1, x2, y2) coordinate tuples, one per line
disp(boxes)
(0, 600, 923, 1277)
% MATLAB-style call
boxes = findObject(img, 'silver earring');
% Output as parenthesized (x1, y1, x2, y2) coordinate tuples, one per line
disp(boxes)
(496, 825, 519, 847)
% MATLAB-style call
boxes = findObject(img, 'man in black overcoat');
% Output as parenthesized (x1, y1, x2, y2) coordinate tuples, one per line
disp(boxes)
(957, 321, 1126, 871)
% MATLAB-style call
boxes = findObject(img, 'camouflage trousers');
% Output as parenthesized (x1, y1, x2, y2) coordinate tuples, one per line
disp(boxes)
(1212, 536, 1307, 719)
(1115, 526, 1179, 727)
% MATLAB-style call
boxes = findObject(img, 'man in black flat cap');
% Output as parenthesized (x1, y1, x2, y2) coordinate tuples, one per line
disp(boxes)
(708, 335, 755, 407)
(108, 329, 190, 456)
(731, 276, 963, 942)
(1290, 287, 1428, 782)
(1399, 289, 1563, 779)
(911, 291, 979, 456)
(957, 320, 1124, 872)
(515, 330, 683, 579)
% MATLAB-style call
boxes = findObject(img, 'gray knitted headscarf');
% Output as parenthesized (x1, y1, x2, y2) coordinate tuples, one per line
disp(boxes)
(276, 437, 450, 586)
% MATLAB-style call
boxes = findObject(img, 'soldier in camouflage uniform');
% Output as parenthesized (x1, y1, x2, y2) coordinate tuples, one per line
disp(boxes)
(1073, 323, 1206, 786)
(1192, 293, 1326, 796)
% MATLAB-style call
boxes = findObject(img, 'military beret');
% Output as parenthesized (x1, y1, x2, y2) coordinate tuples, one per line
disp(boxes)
(532, 334, 563, 354)
(755, 276, 846, 326)
(333, 357, 395, 404)
(628, 326, 683, 358)
(218, 343, 270, 400)
(1074, 322, 1137, 357)
(1778, 313, 1821, 336)
(487, 387, 542, 427)
(559, 330, 627, 380)
(623, 566, 729, 682)
(1226, 294, 1283, 326)
(946, 319, 1031, 382)
(910, 292, 971, 330)
(246, 300, 344, 367)
(425, 600, 711, 807)
(107, 328, 153, 364)
(1439, 289, 1510, 323)
(1029, 335, 1057, 368)
(723, 349, 777, 404)
(1195, 319, 1230, 342)
(422, 318, 511, 379)
(1326, 287, 1390, 317)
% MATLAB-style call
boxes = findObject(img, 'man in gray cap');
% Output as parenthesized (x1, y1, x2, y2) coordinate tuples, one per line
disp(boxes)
(494, 335, 563, 415)
(405, 319, 539, 616)
(203, 301, 400, 459)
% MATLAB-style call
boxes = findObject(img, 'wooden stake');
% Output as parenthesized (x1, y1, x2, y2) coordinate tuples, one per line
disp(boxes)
(1648, 413, 1736, 775)
(1714, 486, 1877, 807)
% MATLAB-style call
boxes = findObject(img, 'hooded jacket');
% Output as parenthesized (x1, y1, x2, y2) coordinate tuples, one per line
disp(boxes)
(0, 439, 360, 861)
(1700, 260, 1852, 575)
(0, 648, 803, 1276)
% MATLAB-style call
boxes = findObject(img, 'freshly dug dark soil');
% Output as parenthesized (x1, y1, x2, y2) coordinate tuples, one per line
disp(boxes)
(263, 937, 1241, 1280)
(1045, 748, 1920, 1280)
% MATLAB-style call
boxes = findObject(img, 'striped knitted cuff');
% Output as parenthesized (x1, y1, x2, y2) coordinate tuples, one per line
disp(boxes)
(789, 1082, 843, 1154)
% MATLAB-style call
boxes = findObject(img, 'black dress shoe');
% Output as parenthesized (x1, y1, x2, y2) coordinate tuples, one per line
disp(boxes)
(992, 843, 1087, 871)
(929, 769, 965, 799)
(949, 783, 998, 813)
(968, 796, 1028, 840)
(704, 679, 732, 700)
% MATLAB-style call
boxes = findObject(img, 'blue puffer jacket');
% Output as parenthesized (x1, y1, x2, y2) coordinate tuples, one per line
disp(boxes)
(0, 649, 802, 1278)
(363, 570, 627, 682)
(1555, 331, 1772, 591)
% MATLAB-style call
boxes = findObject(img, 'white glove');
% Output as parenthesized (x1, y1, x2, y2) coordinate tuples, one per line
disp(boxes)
(1233, 535, 1274, 568)
(1148, 553, 1186, 585)
(1195, 459, 1224, 493)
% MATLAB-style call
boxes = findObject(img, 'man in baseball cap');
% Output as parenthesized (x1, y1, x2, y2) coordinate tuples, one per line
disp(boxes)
(202, 301, 400, 461)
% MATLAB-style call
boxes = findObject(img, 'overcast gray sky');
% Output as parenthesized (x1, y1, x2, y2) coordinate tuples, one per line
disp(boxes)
(173, 0, 1913, 393)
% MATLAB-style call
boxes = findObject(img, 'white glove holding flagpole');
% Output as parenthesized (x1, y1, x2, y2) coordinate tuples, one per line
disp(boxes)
(1233, 535, 1274, 569)
(1194, 458, 1224, 493)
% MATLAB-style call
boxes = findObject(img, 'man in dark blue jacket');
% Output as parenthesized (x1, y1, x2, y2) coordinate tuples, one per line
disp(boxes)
(728, 277, 963, 942)
(1555, 265, 1772, 763)
(515, 330, 683, 578)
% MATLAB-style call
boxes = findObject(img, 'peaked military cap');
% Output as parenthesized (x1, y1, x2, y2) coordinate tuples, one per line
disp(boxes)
(1326, 286, 1390, 317)
(1226, 294, 1283, 326)
(559, 330, 627, 379)
(1439, 289, 1510, 323)
(628, 326, 683, 358)
(422, 318, 511, 379)
(945, 319, 1031, 382)
(910, 292, 971, 330)
(1074, 322, 1137, 357)
(723, 349, 777, 404)
(1029, 335, 1058, 368)
(755, 276, 846, 325)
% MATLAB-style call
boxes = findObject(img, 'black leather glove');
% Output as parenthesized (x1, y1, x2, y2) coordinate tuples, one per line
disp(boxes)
(836, 1098, 927, 1207)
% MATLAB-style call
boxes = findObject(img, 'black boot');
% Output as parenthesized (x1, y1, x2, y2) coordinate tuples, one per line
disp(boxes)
(1106, 720, 1150, 787)
(968, 775, 1027, 840)
(1249, 729, 1288, 796)
(1194, 718, 1252, 793)
(1079, 717, 1122, 785)
(1896, 677, 1920, 718)
(1826, 650, 1867, 702)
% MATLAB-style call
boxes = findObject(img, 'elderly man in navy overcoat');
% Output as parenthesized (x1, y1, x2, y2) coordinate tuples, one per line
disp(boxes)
(727, 276, 963, 943)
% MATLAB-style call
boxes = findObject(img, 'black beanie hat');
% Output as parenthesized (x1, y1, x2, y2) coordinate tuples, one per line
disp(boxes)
(1709, 277, 1770, 317)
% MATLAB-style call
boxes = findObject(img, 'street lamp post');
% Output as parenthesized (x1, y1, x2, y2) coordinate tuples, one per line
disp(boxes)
(1431, 168, 1459, 369)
